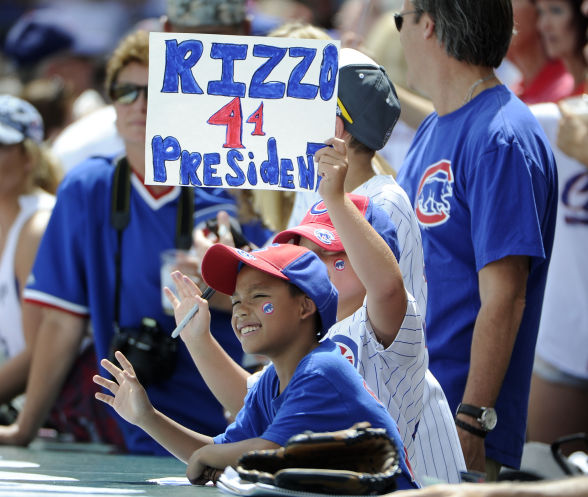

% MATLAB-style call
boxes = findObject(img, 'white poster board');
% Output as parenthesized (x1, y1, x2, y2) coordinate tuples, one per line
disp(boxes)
(145, 32, 340, 192)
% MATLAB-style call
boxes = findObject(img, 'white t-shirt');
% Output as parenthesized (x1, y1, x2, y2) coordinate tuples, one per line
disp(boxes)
(0, 193, 55, 360)
(531, 102, 588, 379)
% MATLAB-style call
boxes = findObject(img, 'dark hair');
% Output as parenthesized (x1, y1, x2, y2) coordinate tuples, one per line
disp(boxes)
(412, 0, 513, 67)
(288, 283, 323, 339)
(348, 136, 376, 157)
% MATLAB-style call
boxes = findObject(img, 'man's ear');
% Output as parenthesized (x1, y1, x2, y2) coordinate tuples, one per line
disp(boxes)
(300, 295, 317, 321)
(423, 13, 436, 40)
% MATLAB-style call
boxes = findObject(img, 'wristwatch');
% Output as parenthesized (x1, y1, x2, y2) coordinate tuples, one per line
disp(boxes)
(456, 403, 498, 431)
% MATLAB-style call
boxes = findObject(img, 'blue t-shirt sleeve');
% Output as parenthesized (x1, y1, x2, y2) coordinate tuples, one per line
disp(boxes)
(466, 142, 547, 272)
(193, 187, 239, 226)
(25, 172, 93, 312)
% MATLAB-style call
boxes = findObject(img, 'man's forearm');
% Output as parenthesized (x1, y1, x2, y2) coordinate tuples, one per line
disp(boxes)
(462, 256, 529, 409)
(13, 310, 85, 444)
(0, 350, 30, 405)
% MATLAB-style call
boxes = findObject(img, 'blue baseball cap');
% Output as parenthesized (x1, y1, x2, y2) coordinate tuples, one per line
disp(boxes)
(274, 194, 400, 261)
(0, 95, 44, 145)
(201, 243, 338, 337)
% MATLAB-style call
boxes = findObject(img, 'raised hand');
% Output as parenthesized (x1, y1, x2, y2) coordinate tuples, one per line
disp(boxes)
(164, 271, 211, 343)
(93, 350, 154, 427)
(314, 137, 349, 202)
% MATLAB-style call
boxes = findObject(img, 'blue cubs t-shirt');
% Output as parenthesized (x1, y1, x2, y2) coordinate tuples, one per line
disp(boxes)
(214, 339, 418, 490)
(397, 85, 557, 468)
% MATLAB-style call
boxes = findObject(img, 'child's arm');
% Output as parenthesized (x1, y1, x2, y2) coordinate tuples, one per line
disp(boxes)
(186, 438, 280, 484)
(166, 271, 251, 416)
(315, 137, 407, 346)
(94, 353, 213, 463)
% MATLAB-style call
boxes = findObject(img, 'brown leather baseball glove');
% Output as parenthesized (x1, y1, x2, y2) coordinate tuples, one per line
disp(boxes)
(236, 422, 401, 495)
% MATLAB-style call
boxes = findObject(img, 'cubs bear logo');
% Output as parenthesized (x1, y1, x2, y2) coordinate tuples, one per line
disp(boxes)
(331, 334, 358, 367)
(415, 160, 454, 227)
(314, 228, 335, 245)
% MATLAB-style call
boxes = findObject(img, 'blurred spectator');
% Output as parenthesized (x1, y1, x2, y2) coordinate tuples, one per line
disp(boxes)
(0, 95, 59, 420)
(534, 0, 588, 95)
(20, 78, 71, 143)
(362, 10, 417, 171)
(526, 0, 588, 454)
(334, 0, 401, 48)
(506, 0, 576, 104)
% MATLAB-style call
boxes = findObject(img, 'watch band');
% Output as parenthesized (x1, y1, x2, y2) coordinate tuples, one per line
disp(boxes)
(455, 418, 488, 438)
(456, 403, 483, 419)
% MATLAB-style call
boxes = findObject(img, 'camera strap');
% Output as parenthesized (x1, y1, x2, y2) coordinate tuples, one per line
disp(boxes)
(110, 156, 194, 331)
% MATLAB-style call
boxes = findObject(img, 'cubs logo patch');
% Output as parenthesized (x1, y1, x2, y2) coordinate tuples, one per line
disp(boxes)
(415, 159, 454, 227)
(237, 249, 256, 259)
(331, 334, 358, 367)
(334, 259, 345, 271)
(314, 229, 335, 245)
(309, 200, 328, 215)
(262, 302, 274, 314)
(562, 171, 588, 225)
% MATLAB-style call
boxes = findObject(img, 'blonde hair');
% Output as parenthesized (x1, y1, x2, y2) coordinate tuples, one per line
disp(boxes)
(22, 139, 63, 194)
(105, 30, 150, 98)
(248, 22, 333, 232)
(268, 21, 331, 40)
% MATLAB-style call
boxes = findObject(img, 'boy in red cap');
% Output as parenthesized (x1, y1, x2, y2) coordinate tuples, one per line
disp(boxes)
(93, 242, 418, 489)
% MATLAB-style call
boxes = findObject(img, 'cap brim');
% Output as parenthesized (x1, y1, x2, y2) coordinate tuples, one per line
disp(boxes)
(274, 224, 344, 252)
(0, 124, 24, 145)
(201, 244, 288, 295)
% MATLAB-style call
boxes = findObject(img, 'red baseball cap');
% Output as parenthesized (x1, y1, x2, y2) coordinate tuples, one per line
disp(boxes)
(201, 243, 339, 337)
(273, 194, 399, 259)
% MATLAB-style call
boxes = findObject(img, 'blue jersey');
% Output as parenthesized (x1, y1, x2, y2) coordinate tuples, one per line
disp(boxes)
(397, 85, 557, 468)
(214, 339, 418, 490)
(23, 156, 244, 455)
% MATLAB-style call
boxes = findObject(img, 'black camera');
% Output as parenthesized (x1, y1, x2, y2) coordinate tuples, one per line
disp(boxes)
(108, 317, 177, 385)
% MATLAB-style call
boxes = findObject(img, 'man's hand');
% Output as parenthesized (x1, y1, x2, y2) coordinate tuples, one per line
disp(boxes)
(0, 422, 31, 446)
(315, 137, 348, 202)
(456, 421, 486, 473)
(93, 351, 154, 427)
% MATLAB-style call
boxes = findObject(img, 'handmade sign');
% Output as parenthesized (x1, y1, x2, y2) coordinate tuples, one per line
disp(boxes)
(145, 32, 340, 192)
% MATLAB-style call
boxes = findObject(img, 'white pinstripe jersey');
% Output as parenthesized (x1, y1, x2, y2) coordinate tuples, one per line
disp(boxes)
(287, 174, 427, 320)
(288, 174, 466, 483)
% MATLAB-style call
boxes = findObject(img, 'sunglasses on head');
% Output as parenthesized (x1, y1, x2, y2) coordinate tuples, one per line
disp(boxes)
(394, 9, 421, 32)
(110, 83, 148, 104)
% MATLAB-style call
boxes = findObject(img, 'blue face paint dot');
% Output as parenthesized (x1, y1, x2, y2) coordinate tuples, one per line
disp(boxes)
(248, 152, 254, 159)
(263, 302, 274, 314)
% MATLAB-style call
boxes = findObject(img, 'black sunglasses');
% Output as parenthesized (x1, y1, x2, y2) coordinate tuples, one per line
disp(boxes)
(394, 10, 421, 32)
(110, 83, 148, 104)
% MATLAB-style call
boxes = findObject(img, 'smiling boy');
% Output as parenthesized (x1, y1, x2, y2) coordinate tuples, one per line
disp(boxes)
(93, 243, 417, 489)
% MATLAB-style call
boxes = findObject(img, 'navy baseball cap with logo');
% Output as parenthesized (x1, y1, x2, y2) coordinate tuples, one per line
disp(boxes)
(337, 48, 401, 151)
(201, 243, 338, 337)
(0, 95, 44, 145)
(274, 193, 400, 261)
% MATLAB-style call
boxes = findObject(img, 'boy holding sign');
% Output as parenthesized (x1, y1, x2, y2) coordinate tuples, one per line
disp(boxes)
(171, 47, 466, 483)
